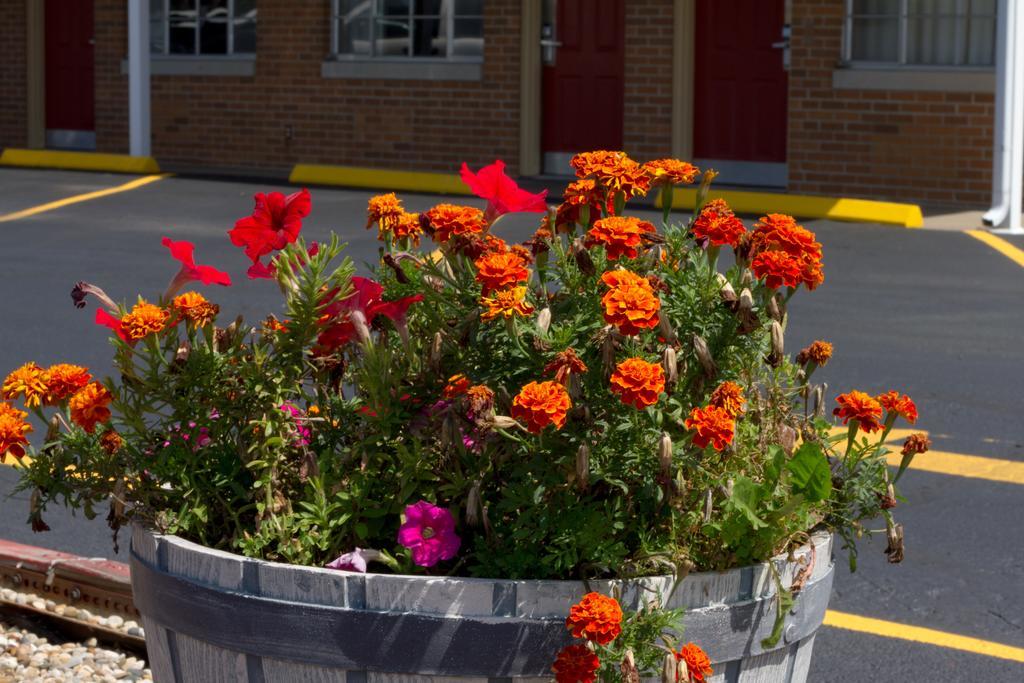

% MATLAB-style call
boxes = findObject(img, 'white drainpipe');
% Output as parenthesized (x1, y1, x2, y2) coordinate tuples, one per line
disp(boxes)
(127, 0, 151, 158)
(987, 0, 1024, 234)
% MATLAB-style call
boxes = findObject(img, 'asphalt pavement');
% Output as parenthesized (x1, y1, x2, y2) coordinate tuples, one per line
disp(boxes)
(0, 167, 1022, 681)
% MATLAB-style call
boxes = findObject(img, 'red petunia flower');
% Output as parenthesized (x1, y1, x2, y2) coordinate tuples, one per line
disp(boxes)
(317, 277, 423, 350)
(247, 243, 320, 280)
(460, 160, 548, 220)
(229, 188, 311, 262)
(162, 237, 232, 298)
(94, 309, 128, 343)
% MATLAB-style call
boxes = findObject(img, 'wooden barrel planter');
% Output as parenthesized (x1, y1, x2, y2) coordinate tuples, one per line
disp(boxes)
(130, 525, 833, 682)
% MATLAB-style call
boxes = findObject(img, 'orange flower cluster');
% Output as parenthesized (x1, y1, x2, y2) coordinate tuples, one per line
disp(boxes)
(479, 286, 535, 321)
(544, 348, 588, 386)
(442, 374, 471, 399)
(425, 204, 486, 243)
(552, 643, 600, 683)
(393, 212, 423, 246)
(685, 405, 735, 451)
(466, 384, 495, 413)
(585, 216, 656, 260)
(877, 391, 918, 424)
(747, 214, 824, 290)
(645, 158, 699, 186)
(100, 429, 124, 455)
(796, 340, 833, 367)
(0, 403, 32, 461)
(709, 381, 746, 417)
(511, 380, 571, 433)
(570, 150, 650, 199)
(42, 364, 92, 405)
(675, 642, 714, 683)
(833, 390, 883, 433)
(692, 199, 746, 248)
(474, 250, 530, 294)
(600, 270, 661, 336)
(2, 362, 49, 408)
(69, 381, 113, 434)
(121, 301, 171, 341)
(610, 357, 665, 409)
(901, 432, 931, 457)
(173, 292, 219, 328)
(565, 592, 623, 645)
(366, 193, 404, 236)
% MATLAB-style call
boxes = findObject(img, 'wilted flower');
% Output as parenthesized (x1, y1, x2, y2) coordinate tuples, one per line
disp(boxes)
(544, 348, 588, 386)
(326, 548, 380, 573)
(901, 432, 931, 457)
(709, 381, 745, 417)
(397, 500, 461, 568)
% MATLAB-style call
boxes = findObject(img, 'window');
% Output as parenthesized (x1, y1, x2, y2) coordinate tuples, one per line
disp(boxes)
(331, 0, 484, 60)
(844, 0, 996, 67)
(149, 0, 257, 55)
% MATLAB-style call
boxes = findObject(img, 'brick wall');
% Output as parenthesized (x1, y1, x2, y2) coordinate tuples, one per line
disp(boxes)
(94, 0, 522, 175)
(0, 1, 27, 149)
(623, 0, 674, 160)
(788, 0, 994, 207)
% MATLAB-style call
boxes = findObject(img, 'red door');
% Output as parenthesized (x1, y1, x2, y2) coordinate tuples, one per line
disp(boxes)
(542, 0, 625, 174)
(45, 0, 95, 148)
(694, 0, 788, 185)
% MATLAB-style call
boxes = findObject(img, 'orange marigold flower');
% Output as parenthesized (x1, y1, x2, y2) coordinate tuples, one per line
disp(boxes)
(585, 216, 657, 260)
(570, 151, 650, 199)
(796, 340, 833, 367)
(173, 291, 219, 328)
(511, 380, 571, 433)
(800, 253, 825, 290)
(675, 642, 714, 683)
(751, 250, 803, 290)
(877, 391, 918, 424)
(685, 405, 735, 451)
(393, 212, 423, 246)
(69, 381, 113, 434)
(2, 362, 49, 408)
(425, 204, 486, 243)
(692, 199, 746, 248)
(527, 225, 553, 256)
(366, 193, 405, 237)
(833, 390, 884, 433)
(509, 244, 535, 265)
(901, 432, 931, 457)
(121, 301, 170, 341)
(645, 158, 700, 185)
(480, 286, 536, 321)
(565, 592, 623, 645)
(552, 643, 600, 683)
(751, 214, 822, 259)
(610, 357, 665, 409)
(544, 348, 588, 385)
(100, 429, 124, 455)
(474, 250, 530, 294)
(709, 380, 746, 417)
(0, 402, 32, 461)
(466, 384, 495, 413)
(442, 374, 471, 399)
(600, 270, 661, 336)
(563, 178, 601, 207)
(42, 364, 92, 405)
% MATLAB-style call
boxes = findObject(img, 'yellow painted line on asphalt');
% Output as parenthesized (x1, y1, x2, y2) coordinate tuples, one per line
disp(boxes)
(0, 148, 160, 174)
(966, 229, 1024, 268)
(825, 610, 1024, 663)
(0, 174, 170, 223)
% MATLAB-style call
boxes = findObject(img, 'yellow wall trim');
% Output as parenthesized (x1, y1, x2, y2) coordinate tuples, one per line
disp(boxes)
(657, 187, 924, 228)
(0, 149, 161, 175)
(290, 164, 471, 196)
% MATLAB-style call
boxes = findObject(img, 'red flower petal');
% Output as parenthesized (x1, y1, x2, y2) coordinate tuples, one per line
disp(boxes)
(229, 189, 312, 262)
(460, 161, 548, 216)
(94, 308, 128, 342)
(161, 237, 196, 267)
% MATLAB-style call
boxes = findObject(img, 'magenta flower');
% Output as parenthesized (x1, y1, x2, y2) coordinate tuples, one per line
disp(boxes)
(279, 402, 311, 446)
(397, 501, 461, 568)
(326, 548, 380, 573)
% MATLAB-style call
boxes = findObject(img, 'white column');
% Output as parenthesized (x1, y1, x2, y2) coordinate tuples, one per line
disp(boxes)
(983, 0, 1011, 227)
(1003, 0, 1024, 234)
(127, 0, 151, 157)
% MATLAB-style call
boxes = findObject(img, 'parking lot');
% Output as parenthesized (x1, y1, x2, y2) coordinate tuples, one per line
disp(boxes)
(0, 166, 1022, 680)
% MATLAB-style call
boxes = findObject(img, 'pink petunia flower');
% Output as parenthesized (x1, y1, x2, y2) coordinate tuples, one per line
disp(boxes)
(460, 160, 548, 221)
(229, 188, 312, 262)
(161, 237, 232, 299)
(397, 500, 461, 568)
(325, 548, 381, 573)
(279, 402, 311, 446)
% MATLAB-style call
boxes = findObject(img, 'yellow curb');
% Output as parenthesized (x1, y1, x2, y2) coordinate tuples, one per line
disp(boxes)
(290, 164, 471, 196)
(824, 610, 1024, 663)
(0, 174, 170, 223)
(966, 229, 1024, 268)
(1, 149, 160, 175)
(656, 187, 923, 228)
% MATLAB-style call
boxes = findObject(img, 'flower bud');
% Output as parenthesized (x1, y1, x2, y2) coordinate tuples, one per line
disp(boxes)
(576, 443, 590, 490)
(703, 488, 713, 523)
(692, 334, 717, 378)
(768, 320, 784, 367)
(736, 287, 758, 334)
(658, 432, 673, 478)
(428, 332, 443, 373)
(601, 328, 618, 378)
(813, 384, 827, 419)
(620, 650, 640, 683)
(440, 413, 456, 450)
(741, 268, 753, 287)
(536, 307, 551, 335)
(466, 481, 482, 527)
(661, 653, 678, 683)
(572, 238, 596, 276)
(658, 314, 678, 345)
(768, 294, 784, 323)
(716, 273, 738, 305)
(885, 522, 904, 563)
(488, 415, 521, 430)
(662, 346, 678, 386)
(351, 310, 373, 347)
(880, 483, 897, 510)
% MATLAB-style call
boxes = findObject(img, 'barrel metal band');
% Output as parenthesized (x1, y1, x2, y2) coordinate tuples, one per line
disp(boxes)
(130, 549, 833, 677)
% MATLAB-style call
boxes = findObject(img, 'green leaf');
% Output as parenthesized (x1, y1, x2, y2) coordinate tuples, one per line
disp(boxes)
(728, 476, 767, 529)
(787, 442, 832, 503)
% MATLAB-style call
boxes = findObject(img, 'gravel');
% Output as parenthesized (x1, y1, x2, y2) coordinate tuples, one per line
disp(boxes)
(0, 621, 152, 682)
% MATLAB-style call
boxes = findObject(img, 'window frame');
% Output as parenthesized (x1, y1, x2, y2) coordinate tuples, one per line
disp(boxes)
(328, 0, 484, 63)
(841, 0, 997, 70)
(151, 0, 257, 56)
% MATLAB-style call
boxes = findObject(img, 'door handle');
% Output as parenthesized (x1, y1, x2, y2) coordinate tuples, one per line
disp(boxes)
(771, 40, 789, 49)
(540, 39, 563, 47)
